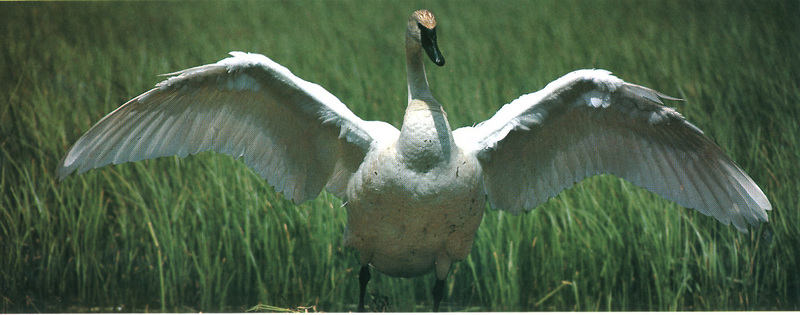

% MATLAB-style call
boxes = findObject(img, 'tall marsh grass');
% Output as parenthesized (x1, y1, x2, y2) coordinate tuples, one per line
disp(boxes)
(2, 0, 798, 312)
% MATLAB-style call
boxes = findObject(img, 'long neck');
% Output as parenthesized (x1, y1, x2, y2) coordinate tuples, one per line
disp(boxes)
(405, 30, 436, 104)
(397, 28, 454, 171)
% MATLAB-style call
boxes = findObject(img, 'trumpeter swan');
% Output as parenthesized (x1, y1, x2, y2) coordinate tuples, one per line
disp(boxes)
(58, 9, 771, 312)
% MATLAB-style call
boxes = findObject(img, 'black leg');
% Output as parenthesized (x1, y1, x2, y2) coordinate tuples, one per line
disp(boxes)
(432, 278, 445, 312)
(358, 265, 371, 312)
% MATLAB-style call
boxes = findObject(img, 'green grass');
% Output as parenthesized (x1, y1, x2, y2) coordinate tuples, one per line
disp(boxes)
(2, 0, 798, 312)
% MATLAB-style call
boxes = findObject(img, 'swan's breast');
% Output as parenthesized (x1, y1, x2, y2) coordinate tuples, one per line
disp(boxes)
(343, 145, 485, 278)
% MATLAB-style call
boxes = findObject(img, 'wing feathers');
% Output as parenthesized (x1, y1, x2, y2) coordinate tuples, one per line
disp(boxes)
(58, 52, 392, 204)
(456, 69, 770, 232)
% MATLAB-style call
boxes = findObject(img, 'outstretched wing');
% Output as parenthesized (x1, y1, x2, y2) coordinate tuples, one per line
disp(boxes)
(453, 70, 771, 232)
(58, 52, 399, 203)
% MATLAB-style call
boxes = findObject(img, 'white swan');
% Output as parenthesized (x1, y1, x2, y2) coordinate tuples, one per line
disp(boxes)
(57, 9, 771, 312)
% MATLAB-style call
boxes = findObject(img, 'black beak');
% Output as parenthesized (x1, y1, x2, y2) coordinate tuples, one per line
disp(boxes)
(419, 23, 445, 66)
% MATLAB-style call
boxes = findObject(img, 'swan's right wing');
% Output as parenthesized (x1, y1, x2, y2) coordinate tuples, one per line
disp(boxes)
(454, 70, 770, 232)
(58, 52, 399, 203)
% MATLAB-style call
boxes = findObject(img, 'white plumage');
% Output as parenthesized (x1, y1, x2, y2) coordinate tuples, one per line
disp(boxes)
(58, 9, 771, 312)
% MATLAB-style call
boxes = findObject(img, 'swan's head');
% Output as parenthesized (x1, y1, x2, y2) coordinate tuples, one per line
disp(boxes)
(408, 9, 445, 66)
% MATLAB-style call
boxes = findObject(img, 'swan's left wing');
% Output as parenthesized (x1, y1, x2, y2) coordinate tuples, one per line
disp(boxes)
(58, 52, 399, 203)
(453, 70, 771, 232)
